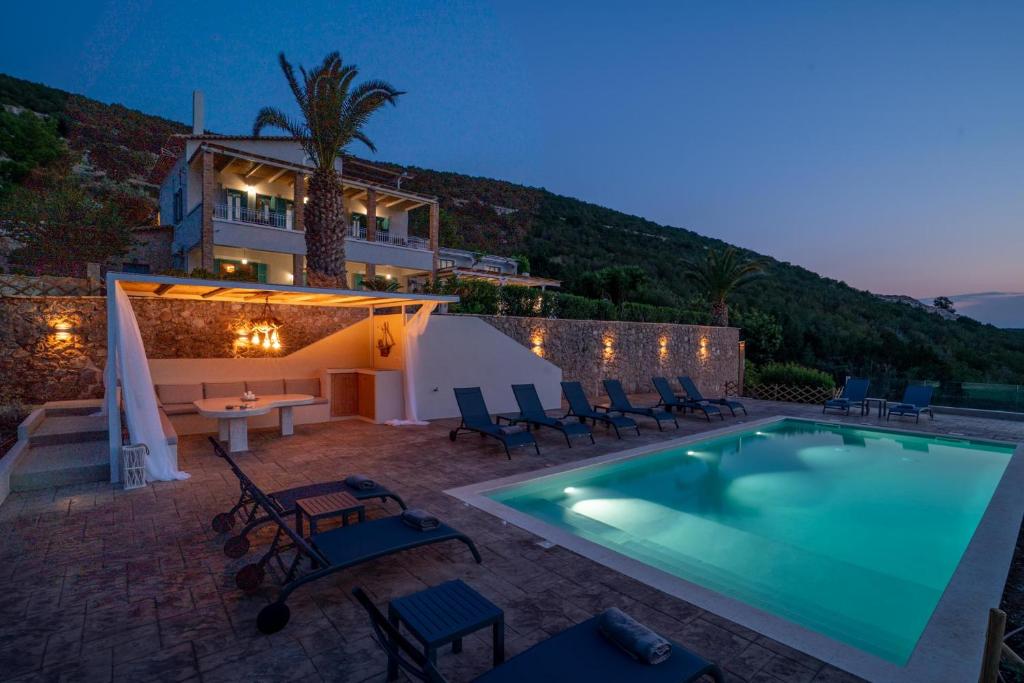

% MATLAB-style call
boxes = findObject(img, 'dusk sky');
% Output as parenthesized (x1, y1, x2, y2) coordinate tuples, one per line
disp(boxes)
(2, 1, 1022, 301)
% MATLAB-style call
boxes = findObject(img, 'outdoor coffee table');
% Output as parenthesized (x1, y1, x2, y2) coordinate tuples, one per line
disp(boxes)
(864, 397, 887, 418)
(294, 490, 365, 537)
(387, 579, 504, 681)
(193, 393, 315, 452)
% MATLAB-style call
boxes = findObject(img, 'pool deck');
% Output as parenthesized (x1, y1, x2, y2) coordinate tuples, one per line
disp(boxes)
(1, 397, 1021, 683)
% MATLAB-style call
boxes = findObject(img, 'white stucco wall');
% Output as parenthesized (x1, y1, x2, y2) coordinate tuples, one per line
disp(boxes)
(413, 314, 562, 420)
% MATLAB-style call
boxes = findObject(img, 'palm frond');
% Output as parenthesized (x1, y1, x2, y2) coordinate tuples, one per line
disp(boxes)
(252, 107, 306, 139)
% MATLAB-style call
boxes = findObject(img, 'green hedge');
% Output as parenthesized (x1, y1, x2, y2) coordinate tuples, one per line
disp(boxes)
(749, 362, 835, 389)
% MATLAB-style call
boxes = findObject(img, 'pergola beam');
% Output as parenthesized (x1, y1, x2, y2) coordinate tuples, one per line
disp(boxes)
(154, 283, 175, 296)
(201, 287, 231, 298)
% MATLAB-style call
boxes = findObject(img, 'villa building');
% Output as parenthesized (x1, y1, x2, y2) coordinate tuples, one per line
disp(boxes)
(155, 92, 557, 291)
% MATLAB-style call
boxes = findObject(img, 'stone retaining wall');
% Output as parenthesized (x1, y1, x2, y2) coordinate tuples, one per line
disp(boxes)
(470, 315, 740, 397)
(0, 295, 366, 408)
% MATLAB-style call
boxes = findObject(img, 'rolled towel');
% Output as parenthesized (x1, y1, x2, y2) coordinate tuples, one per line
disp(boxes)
(498, 424, 527, 435)
(345, 474, 376, 490)
(597, 607, 672, 665)
(401, 508, 440, 531)
(605, 410, 624, 418)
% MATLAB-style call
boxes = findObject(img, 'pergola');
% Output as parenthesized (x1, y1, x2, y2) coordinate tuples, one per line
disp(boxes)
(104, 272, 458, 481)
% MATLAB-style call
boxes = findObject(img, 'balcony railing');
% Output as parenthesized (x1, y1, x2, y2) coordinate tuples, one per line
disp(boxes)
(215, 203, 293, 230)
(349, 225, 430, 251)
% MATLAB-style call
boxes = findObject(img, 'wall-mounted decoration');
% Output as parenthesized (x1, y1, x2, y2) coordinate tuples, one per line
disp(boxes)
(377, 321, 396, 357)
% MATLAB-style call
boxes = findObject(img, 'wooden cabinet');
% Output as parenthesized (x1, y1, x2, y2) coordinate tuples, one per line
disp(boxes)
(331, 373, 358, 417)
(357, 373, 376, 420)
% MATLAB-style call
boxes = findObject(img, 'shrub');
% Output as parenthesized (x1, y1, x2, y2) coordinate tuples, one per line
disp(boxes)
(499, 285, 541, 316)
(752, 362, 835, 389)
(550, 292, 617, 321)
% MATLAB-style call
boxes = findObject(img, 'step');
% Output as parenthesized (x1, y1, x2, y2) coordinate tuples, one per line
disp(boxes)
(10, 440, 110, 491)
(29, 415, 107, 446)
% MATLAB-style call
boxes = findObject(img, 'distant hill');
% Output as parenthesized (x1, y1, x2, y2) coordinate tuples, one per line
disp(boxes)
(921, 293, 1024, 329)
(3, 71, 1024, 388)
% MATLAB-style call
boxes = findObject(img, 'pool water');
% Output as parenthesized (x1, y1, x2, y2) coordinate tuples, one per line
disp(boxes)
(487, 419, 1014, 663)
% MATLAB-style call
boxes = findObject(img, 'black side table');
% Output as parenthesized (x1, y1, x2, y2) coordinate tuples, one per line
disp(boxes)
(387, 579, 504, 681)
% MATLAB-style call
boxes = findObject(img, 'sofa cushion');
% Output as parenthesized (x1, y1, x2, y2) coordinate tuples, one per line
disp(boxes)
(161, 403, 199, 416)
(246, 379, 285, 396)
(156, 383, 203, 405)
(204, 381, 246, 399)
(285, 378, 321, 397)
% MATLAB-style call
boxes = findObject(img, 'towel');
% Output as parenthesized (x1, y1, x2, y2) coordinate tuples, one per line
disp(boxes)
(498, 425, 527, 435)
(605, 410, 624, 418)
(345, 474, 376, 490)
(401, 508, 440, 531)
(597, 607, 672, 665)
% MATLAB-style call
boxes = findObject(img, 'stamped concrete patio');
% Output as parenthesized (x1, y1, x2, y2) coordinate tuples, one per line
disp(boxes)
(1, 398, 1021, 683)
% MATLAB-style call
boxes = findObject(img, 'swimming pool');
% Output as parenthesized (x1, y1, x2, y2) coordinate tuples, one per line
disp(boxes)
(449, 418, 1022, 681)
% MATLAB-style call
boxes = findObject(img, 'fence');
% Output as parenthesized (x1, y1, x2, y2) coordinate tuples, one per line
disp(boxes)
(742, 383, 836, 405)
(0, 273, 103, 297)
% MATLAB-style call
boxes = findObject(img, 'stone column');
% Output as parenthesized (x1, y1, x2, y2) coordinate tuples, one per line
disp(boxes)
(429, 202, 440, 279)
(365, 189, 377, 278)
(200, 151, 216, 272)
(292, 172, 305, 232)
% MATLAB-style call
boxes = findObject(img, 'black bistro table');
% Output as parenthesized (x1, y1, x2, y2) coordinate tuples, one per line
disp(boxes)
(387, 579, 504, 680)
(863, 397, 887, 418)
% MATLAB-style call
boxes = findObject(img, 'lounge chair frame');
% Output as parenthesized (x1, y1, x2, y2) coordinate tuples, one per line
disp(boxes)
(823, 378, 870, 416)
(240, 479, 481, 634)
(450, 387, 540, 458)
(561, 381, 640, 439)
(886, 385, 936, 423)
(603, 379, 679, 431)
(510, 383, 594, 447)
(677, 376, 747, 416)
(208, 437, 406, 558)
(652, 377, 722, 422)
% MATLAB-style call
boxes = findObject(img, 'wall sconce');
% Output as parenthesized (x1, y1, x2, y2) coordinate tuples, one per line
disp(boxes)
(48, 318, 78, 343)
(530, 332, 544, 358)
(658, 335, 669, 360)
(698, 336, 710, 361)
(602, 335, 615, 362)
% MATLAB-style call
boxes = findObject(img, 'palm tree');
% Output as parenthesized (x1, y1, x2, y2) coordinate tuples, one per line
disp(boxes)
(686, 246, 765, 327)
(253, 52, 403, 288)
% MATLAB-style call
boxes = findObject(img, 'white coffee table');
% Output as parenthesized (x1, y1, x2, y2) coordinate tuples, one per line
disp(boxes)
(193, 393, 315, 453)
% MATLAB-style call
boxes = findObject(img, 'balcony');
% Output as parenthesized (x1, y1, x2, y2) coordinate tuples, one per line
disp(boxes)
(348, 225, 430, 250)
(214, 203, 294, 230)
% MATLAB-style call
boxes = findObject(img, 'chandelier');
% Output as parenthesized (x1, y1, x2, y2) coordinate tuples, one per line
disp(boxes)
(248, 296, 282, 351)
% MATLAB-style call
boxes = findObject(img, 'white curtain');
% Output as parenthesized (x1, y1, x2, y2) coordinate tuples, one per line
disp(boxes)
(387, 301, 438, 426)
(113, 283, 190, 481)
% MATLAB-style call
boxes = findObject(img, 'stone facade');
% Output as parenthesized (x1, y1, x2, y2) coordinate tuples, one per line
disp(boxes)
(472, 315, 741, 397)
(119, 226, 175, 273)
(0, 295, 366, 408)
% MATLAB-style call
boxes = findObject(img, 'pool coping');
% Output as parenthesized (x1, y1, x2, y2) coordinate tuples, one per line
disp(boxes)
(445, 416, 1024, 683)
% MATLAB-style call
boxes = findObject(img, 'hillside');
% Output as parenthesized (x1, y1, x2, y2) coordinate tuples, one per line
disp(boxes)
(3, 71, 1024, 391)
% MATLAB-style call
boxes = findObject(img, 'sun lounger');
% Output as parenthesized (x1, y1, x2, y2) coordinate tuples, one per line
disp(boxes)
(678, 376, 746, 416)
(353, 587, 724, 683)
(510, 383, 594, 447)
(886, 385, 935, 423)
(823, 378, 870, 415)
(604, 379, 678, 431)
(450, 387, 540, 458)
(561, 381, 639, 438)
(242, 483, 481, 635)
(653, 377, 722, 422)
(208, 437, 406, 558)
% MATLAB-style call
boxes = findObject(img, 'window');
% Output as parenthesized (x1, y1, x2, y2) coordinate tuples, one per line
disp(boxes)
(350, 213, 390, 231)
(214, 258, 266, 283)
(438, 258, 455, 269)
(483, 265, 501, 273)
(173, 188, 183, 223)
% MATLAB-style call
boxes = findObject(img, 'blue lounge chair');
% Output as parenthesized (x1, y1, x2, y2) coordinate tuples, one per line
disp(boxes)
(887, 385, 935, 423)
(208, 437, 407, 558)
(653, 377, 722, 422)
(511, 383, 594, 447)
(604, 379, 679, 431)
(678, 376, 747, 416)
(353, 587, 725, 683)
(450, 387, 540, 458)
(823, 378, 870, 415)
(242, 481, 482, 635)
(561, 381, 639, 438)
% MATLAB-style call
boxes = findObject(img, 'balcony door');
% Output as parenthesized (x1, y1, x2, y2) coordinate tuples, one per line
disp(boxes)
(225, 189, 247, 221)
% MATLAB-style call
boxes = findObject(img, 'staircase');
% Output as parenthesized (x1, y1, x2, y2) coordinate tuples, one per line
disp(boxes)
(9, 400, 110, 492)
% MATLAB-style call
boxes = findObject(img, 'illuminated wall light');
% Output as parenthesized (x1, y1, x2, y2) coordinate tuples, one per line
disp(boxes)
(530, 333, 544, 358)
(48, 318, 78, 343)
(698, 336, 710, 362)
(658, 335, 669, 360)
(602, 335, 615, 362)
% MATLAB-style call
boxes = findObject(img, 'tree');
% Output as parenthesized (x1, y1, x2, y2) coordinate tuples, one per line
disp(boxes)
(0, 177, 134, 275)
(361, 275, 400, 292)
(254, 52, 403, 288)
(933, 296, 955, 313)
(735, 308, 783, 364)
(0, 109, 65, 194)
(599, 266, 647, 307)
(686, 246, 765, 327)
